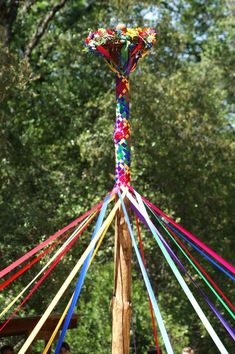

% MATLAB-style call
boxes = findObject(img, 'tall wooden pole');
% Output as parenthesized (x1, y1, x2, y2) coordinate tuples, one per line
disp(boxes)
(112, 197, 132, 354)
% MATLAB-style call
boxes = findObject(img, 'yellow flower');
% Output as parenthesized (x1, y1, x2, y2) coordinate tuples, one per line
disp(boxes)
(126, 28, 139, 38)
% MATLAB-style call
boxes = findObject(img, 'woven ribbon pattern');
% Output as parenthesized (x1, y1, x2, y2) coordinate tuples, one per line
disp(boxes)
(114, 74, 130, 186)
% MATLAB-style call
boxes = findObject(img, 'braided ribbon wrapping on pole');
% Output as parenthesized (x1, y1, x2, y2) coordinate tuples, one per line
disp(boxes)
(114, 73, 130, 185)
(85, 25, 156, 186)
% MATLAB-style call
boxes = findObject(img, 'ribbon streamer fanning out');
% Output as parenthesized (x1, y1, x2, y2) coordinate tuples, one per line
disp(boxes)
(118, 191, 174, 354)
(125, 187, 230, 354)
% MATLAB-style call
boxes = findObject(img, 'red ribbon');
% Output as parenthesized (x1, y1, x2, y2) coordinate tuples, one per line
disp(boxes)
(0, 212, 96, 333)
(0, 232, 70, 290)
(0, 200, 103, 279)
(96, 45, 111, 59)
(135, 215, 160, 354)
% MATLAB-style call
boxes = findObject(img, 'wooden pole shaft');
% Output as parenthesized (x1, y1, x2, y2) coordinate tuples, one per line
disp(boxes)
(112, 198, 132, 354)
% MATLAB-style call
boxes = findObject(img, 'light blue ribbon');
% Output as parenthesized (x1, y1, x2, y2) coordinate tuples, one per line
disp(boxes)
(118, 191, 174, 354)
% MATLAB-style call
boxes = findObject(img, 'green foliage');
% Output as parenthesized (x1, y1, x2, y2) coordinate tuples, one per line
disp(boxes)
(0, 1, 234, 353)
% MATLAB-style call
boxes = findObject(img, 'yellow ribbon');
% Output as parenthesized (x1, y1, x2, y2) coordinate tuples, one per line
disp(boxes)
(42, 295, 73, 354)
(0, 212, 97, 319)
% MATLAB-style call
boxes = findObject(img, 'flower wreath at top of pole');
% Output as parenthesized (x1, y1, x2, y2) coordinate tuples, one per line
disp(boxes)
(84, 25, 156, 75)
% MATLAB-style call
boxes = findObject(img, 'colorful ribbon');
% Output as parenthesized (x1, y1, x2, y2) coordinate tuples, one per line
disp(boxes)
(145, 211, 235, 340)
(149, 209, 235, 319)
(139, 192, 235, 275)
(166, 223, 235, 281)
(18, 190, 127, 354)
(125, 188, 229, 354)
(0, 212, 96, 332)
(118, 191, 174, 354)
(0, 200, 104, 279)
(85, 28, 156, 187)
(0, 231, 70, 290)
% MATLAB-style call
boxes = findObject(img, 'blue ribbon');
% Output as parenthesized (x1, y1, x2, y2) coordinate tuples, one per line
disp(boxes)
(165, 223, 235, 282)
(54, 195, 111, 353)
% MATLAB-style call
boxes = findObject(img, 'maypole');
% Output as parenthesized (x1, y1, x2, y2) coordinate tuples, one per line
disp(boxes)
(1, 22, 234, 354)
(85, 24, 156, 353)
(112, 28, 132, 354)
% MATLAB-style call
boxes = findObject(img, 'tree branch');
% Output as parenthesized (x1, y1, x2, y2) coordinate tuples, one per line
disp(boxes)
(24, 0, 69, 59)
(21, 0, 38, 15)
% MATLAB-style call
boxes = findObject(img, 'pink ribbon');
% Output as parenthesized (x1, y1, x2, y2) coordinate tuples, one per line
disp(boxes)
(128, 185, 235, 275)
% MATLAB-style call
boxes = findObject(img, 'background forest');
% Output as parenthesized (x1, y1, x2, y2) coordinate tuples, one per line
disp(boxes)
(0, 0, 234, 353)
